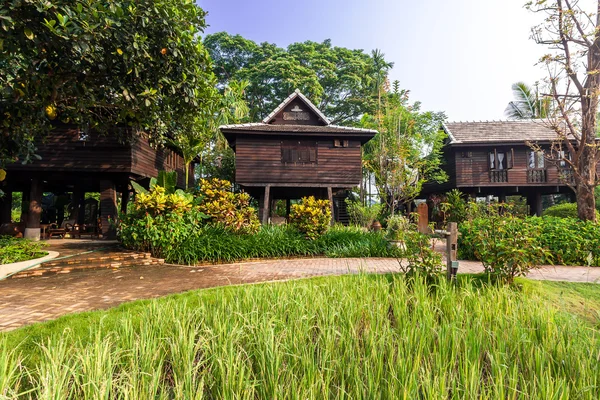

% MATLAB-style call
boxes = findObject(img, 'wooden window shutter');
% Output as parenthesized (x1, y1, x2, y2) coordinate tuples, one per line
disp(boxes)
(309, 148, 316, 162)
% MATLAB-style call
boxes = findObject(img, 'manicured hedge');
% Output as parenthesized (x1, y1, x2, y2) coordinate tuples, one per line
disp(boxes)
(459, 216, 600, 266)
(542, 202, 600, 219)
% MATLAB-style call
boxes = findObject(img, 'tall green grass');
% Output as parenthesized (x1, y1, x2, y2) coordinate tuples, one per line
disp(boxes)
(1, 275, 599, 398)
(167, 225, 402, 264)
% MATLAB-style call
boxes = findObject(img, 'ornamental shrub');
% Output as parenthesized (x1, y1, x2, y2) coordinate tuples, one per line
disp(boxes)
(118, 185, 205, 257)
(196, 178, 260, 234)
(345, 198, 382, 228)
(289, 196, 331, 240)
(543, 202, 600, 219)
(462, 215, 550, 283)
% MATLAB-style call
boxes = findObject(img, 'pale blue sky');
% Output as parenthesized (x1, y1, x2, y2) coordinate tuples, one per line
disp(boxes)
(197, 0, 547, 122)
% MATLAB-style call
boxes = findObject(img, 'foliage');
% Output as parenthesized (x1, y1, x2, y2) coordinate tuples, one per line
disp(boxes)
(118, 186, 205, 258)
(0, 236, 47, 264)
(542, 202, 600, 219)
(362, 86, 447, 215)
(289, 196, 331, 240)
(440, 189, 468, 223)
(198, 146, 236, 182)
(166, 225, 403, 265)
(460, 215, 600, 267)
(345, 198, 382, 228)
(1, 0, 218, 166)
(3, 275, 600, 398)
(316, 225, 403, 258)
(196, 178, 259, 234)
(400, 229, 443, 278)
(385, 214, 410, 241)
(504, 81, 551, 119)
(460, 215, 551, 283)
(204, 33, 393, 124)
(527, 1, 600, 221)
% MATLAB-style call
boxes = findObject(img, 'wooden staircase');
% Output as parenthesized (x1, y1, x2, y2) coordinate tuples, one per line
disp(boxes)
(10, 250, 164, 279)
(334, 196, 350, 226)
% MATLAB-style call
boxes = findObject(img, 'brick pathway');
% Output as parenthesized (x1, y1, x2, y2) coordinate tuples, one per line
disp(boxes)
(0, 257, 598, 332)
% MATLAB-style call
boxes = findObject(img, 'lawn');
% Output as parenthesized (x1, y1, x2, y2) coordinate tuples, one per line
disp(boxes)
(1, 274, 599, 398)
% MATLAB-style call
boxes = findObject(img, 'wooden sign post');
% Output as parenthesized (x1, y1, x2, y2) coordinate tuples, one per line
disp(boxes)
(417, 203, 429, 234)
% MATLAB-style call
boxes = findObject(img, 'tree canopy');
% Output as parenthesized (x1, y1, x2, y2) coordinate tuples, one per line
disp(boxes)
(204, 32, 392, 125)
(362, 85, 447, 215)
(1, 0, 218, 166)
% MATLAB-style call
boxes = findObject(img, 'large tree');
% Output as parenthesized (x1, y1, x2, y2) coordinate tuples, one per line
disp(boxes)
(527, 0, 600, 221)
(362, 84, 447, 215)
(204, 33, 390, 125)
(1, 0, 217, 166)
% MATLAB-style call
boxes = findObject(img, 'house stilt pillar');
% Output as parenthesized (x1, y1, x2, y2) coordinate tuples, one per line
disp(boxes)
(24, 178, 43, 241)
(262, 185, 271, 225)
(0, 189, 12, 224)
(100, 180, 117, 238)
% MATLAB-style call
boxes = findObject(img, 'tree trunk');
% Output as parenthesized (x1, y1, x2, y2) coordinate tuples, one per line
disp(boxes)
(185, 161, 190, 190)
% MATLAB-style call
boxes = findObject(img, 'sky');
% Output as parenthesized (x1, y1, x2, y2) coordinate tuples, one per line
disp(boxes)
(197, 0, 549, 122)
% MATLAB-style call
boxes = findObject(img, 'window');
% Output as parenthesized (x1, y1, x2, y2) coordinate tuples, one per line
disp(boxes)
(334, 139, 349, 148)
(488, 148, 514, 170)
(281, 140, 317, 164)
(556, 150, 571, 167)
(527, 151, 545, 169)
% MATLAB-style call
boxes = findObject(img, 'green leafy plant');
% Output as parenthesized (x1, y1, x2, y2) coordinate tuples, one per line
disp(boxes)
(543, 202, 600, 219)
(462, 215, 550, 284)
(440, 189, 467, 223)
(196, 178, 259, 234)
(345, 198, 382, 228)
(385, 214, 410, 241)
(289, 196, 331, 240)
(0, 236, 47, 264)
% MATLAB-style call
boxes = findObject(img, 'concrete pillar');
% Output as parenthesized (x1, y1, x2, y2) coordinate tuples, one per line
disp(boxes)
(24, 178, 43, 241)
(0, 189, 12, 224)
(99, 180, 117, 238)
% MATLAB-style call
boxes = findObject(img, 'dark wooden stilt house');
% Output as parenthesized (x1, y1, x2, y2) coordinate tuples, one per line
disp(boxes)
(220, 89, 377, 224)
(419, 120, 596, 215)
(0, 126, 192, 240)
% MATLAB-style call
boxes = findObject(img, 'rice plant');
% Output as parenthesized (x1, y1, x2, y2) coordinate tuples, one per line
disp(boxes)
(1, 274, 599, 398)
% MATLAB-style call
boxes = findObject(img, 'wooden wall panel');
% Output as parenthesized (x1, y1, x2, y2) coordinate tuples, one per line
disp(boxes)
(454, 145, 573, 187)
(130, 135, 191, 188)
(6, 127, 132, 173)
(235, 136, 362, 186)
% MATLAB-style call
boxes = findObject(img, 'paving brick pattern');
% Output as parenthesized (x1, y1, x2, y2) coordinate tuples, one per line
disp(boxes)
(0, 250, 599, 331)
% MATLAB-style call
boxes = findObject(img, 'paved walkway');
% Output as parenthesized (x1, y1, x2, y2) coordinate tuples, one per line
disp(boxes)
(0, 257, 598, 332)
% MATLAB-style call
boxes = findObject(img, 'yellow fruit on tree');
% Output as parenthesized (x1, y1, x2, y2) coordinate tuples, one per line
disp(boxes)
(45, 104, 57, 120)
(0, 169, 6, 181)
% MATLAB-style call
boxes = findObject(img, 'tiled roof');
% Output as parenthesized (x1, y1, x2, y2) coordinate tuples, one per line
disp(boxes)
(262, 89, 331, 125)
(443, 120, 558, 144)
(219, 123, 377, 135)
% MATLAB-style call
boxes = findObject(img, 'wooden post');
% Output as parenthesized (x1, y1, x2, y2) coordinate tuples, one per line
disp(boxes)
(262, 185, 271, 225)
(100, 180, 117, 238)
(24, 178, 43, 241)
(71, 190, 85, 226)
(417, 203, 429, 234)
(0, 189, 12, 224)
(285, 198, 291, 221)
(120, 189, 130, 214)
(327, 187, 334, 225)
(446, 222, 458, 281)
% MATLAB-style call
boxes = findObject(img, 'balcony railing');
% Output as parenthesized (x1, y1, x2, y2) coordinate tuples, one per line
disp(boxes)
(489, 170, 508, 183)
(558, 168, 575, 184)
(527, 169, 547, 183)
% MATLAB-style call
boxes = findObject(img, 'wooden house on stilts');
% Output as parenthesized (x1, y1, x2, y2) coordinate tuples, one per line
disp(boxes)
(220, 89, 377, 224)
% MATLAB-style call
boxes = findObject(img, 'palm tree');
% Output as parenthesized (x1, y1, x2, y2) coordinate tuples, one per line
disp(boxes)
(505, 81, 551, 119)
(371, 49, 394, 119)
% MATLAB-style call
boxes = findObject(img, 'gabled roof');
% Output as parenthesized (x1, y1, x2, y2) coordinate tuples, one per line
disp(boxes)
(219, 123, 377, 134)
(443, 120, 558, 145)
(262, 89, 330, 125)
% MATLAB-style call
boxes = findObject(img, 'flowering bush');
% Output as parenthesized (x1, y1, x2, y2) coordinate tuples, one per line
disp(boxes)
(289, 196, 331, 240)
(196, 178, 260, 234)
